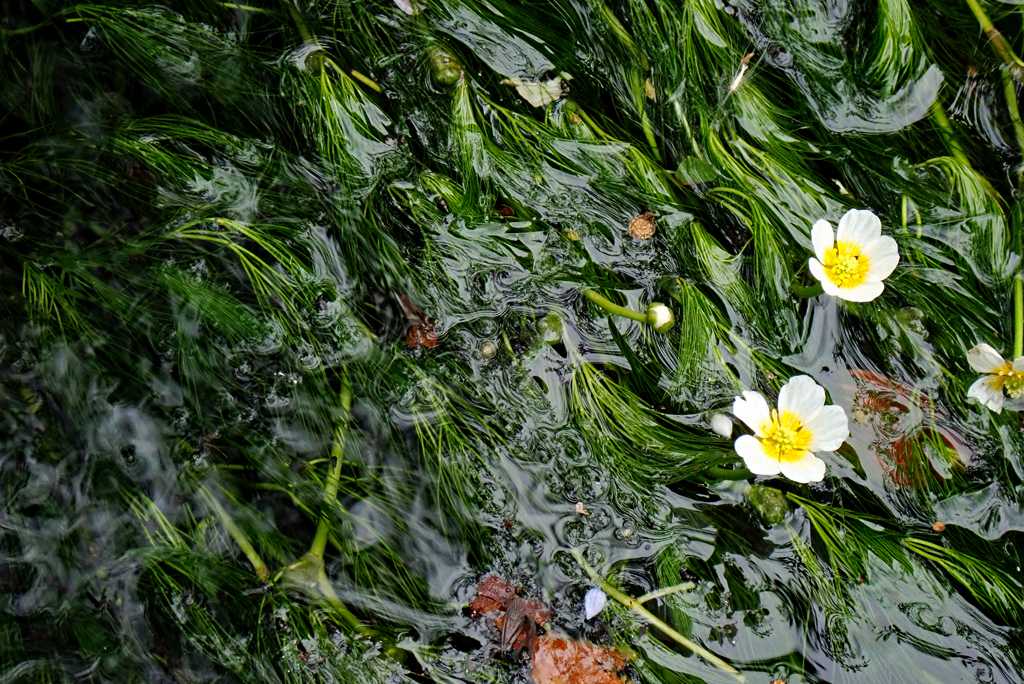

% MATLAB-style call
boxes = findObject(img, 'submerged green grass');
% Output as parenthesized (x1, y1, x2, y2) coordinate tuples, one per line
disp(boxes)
(3, 0, 1024, 682)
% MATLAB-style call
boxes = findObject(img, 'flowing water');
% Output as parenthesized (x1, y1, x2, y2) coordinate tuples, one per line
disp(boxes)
(2, 0, 1024, 683)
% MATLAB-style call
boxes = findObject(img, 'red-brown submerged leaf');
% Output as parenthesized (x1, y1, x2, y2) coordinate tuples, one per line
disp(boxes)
(846, 368, 969, 489)
(530, 634, 627, 684)
(469, 575, 516, 615)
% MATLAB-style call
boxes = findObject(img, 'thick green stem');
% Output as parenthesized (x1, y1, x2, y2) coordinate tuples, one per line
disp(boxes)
(704, 466, 755, 481)
(1015, 276, 1023, 358)
(309, 372, 352, 560)
(199, 486, 269, 581)
(572, 550, 745, 682)
(963, 0, 1024, 74)
(582, 289, 647, 323)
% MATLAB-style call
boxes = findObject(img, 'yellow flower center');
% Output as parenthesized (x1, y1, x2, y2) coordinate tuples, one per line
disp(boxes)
(760, 409, 813, 462)
(823, 241, 870, 289)
(999, 368, 1024, 398)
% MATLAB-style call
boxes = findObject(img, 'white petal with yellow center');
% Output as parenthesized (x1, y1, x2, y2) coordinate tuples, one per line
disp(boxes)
(860, 236, 899, 282)
(780, 452, 827, 483)
(735, 434, 782, 475)
(968, 374, 1004, 413)
(801, 405, 849, 452)
(732, 391, 771, 437)
(967, 344, 1008, 374)
(777, 375, 825, 423)
(811, 220, 834, 262)
(836, 208, 881, 246)
(832, 280, 885, 302)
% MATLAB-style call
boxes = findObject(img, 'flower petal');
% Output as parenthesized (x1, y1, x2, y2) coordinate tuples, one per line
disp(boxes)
(777, 375, 826, 424)
(802, 405, 849, 452)
(811, 220, 834, 262)
(860, 236, 899, 282)
(735, 435, 781, 475)
(584, 587, 607, 619)
(732, 391, 771, 436)
(809, 258, 843, 296)
(836, 209, 881, 247)
(835, 280, 885, 302)
(967, 374, 1004, 413)
(780, 452, 827, 483)
(967, 343, 1008, 374)
(1013, 357, 1024, 373)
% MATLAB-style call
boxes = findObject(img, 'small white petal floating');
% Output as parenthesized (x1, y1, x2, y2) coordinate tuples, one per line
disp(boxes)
(731, 376, 849, 483)
(710, 413, 733, 439)
(966, 343, 1024, 413)
(808, 209, 899, 302)
(501, 72, 572, 108)
(584, 587, 607, 620)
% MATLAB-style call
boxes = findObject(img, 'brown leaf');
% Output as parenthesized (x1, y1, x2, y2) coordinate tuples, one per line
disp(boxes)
(469, 575, 516, 615)
(531, 634, 628, 684)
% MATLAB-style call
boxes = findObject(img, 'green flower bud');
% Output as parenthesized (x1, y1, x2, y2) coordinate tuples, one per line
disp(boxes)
(646, 303, 674, 333)
(429, 47, 462, 89)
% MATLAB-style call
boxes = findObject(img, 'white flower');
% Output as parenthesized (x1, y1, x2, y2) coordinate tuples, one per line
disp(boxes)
(808, 209, 899, 302)
(584, 587, 607, 620)
(731, 375, 849, 483)
(966, 343, 1024, 413)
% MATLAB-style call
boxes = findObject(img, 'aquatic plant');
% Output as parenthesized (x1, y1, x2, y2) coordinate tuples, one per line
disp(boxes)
(3, 0, 1024, 682)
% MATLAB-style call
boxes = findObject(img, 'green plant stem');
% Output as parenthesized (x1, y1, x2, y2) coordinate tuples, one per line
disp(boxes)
(636, 582, 696, 603)
(791, 281, 824, 298)
(199, 485, 270, 581)
(574, 105, 614, 141)
(309, 372, 351, 561)
(641, 111, 662, 162)
(1015, 276, 1023, 358)
(221, 3, 274, 11)
(963, 0, 1024, 74)
(704, 466, 755, 480)
(282, 0, 314, 44)
(1002, 71, 1024, 155)
(929, 99, 972, 168)
(582, 289, 647, 323)
(572, 550, 745, 682)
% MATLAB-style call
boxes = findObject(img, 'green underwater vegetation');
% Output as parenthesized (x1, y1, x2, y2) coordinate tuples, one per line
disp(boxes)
(3, 0, 1024, 681)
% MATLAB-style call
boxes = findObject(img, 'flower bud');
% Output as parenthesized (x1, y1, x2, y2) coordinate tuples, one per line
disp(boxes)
(710, 413, 733, 439)
(646, 303, 674, 333)
(428, 46, 462, 89)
